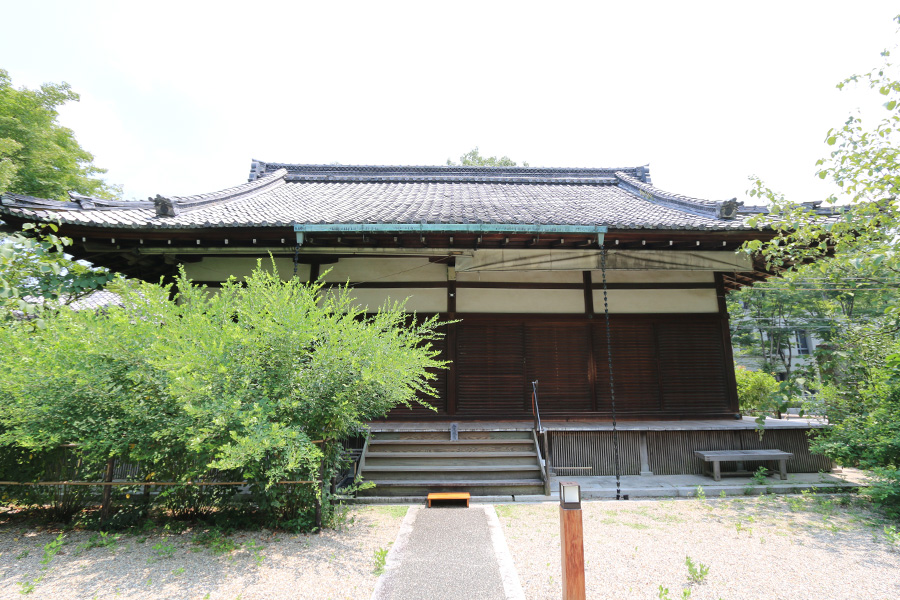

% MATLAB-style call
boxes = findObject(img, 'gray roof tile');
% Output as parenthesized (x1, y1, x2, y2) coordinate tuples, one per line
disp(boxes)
(0, 163, 758, 232)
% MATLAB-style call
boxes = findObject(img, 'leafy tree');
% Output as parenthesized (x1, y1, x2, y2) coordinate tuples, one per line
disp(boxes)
(0, 68, 119, 200)
(0, 223, 115, 322)
(729, 284, 810, 378)
(743, 20, 900, 299)
(727, 259, 899, 378)
(0, 71, 119, 320)
(810, 345, 900, 517)
(447, 146, 529, 167)
(0, 263, 446, 528)
(743, 17, 900, 514)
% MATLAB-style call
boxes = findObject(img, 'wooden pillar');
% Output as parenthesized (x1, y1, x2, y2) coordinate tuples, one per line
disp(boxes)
(582, 271, 594, 317)
(714, 273, 740, 415)
(446, 269, 458, 416)
(559, 506, 586, 600)
(308, 262, 321, 283)
(584, 271, 598, 411)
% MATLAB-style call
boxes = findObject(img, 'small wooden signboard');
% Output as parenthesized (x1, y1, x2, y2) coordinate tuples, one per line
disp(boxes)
(427, 492, 470, 507)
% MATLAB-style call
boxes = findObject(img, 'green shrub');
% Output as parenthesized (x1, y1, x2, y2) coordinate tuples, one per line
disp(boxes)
(734, 367, 779, 415)
(0, 262, 446, 529)
(810, 356, 900, 517)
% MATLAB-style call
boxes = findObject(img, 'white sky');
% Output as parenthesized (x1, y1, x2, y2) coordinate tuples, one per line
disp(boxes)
(2, 1, 898, 204)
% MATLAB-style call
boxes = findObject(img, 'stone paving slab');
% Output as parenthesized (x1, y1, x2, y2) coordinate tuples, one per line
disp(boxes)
(371, 506, 524, 600)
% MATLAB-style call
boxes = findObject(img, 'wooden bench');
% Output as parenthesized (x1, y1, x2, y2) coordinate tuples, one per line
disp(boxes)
(694, 450, 793, 482)
(427, 492, 470, 507)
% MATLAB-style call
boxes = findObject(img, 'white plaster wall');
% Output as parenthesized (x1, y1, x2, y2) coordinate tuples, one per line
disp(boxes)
(182, 257, 309, 282)
(455, 270, 583, 283)
(325, 287, 447, 313)
(591, 289, 718, 313)
(321, 258, 447, 283)
(599, 270, 714, 284)
(455, 269, 713, 284)
(457, 288, 584, 314)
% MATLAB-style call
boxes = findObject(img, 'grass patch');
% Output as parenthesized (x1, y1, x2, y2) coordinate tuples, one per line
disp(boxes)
(373, 505, 409, 519)
(192, 527, 239, 555)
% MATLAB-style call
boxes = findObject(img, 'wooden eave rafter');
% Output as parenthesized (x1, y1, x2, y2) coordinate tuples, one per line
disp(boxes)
(2, 215, 781, 284)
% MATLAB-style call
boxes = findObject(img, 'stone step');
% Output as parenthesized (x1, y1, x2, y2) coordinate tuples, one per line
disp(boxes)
(357, 428, 546, 496)
(366, 450, 536, 457)
(357, 479, 545, 497)
(366, 451, 535, 463)
(368, 439, 534, 445)
(368, 441, 534, 453)
(364, 465, 541, 472)
(371, 430, 532, 441)
(363, 466, 542, 481)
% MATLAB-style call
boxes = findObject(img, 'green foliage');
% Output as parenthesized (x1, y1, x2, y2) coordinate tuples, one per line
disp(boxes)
(885, 524, 900, 550)
(0, 222, 115, 322)
(810, 367, 900, 515)
(734, 367, 780, 414)
(40, 534, 66, 566)
(150, 541, 176, 560)
(446, 146, 529, 167)
(76, 531, 119, 553)
(684, 556, 709, 585)
(744, 19, 900, 302)
(373, 546, 389, 575)
(192, 527, 238, 555)
(0, 262, 446, 529)
(0, 69, 119, 200)
(0, 446, 97, 522)
(18, 579, 37, 595)
(741, 18, 900, 516)
(751, 466, 769, 485)
(657, 585, 692, 599)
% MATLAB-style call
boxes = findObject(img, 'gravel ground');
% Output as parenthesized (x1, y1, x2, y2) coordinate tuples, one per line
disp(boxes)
(496, 494, 900, 600)
(0, 505, 407, 600)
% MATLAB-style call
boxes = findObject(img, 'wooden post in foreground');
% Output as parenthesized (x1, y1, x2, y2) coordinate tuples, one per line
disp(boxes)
(314, 456, 325, 531)
(99, 457, 116, 523)
(559, 481, 585, 600)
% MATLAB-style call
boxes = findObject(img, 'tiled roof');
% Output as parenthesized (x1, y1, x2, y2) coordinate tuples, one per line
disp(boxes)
(15, 290, 123, 318)
(66, 289, 124, 311)
(0, 163, 756, 232)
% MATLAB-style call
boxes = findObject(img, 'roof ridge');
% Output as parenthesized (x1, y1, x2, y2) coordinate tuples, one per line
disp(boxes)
(153, 168, 287, 217)
(249, 160, 651, 185)
(66, 192, 156, 210)
(615, 171, 742, 220)
(1, 192, 83, 211)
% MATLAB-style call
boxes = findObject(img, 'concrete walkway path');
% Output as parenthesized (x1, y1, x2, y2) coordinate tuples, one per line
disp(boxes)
(371, 506, 524, 600)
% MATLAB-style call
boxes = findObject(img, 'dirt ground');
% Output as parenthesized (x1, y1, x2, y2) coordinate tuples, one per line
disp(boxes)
(2, 494, 898, 600)
(0, 505, 406, 600)
(496, 493, 900, 600)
